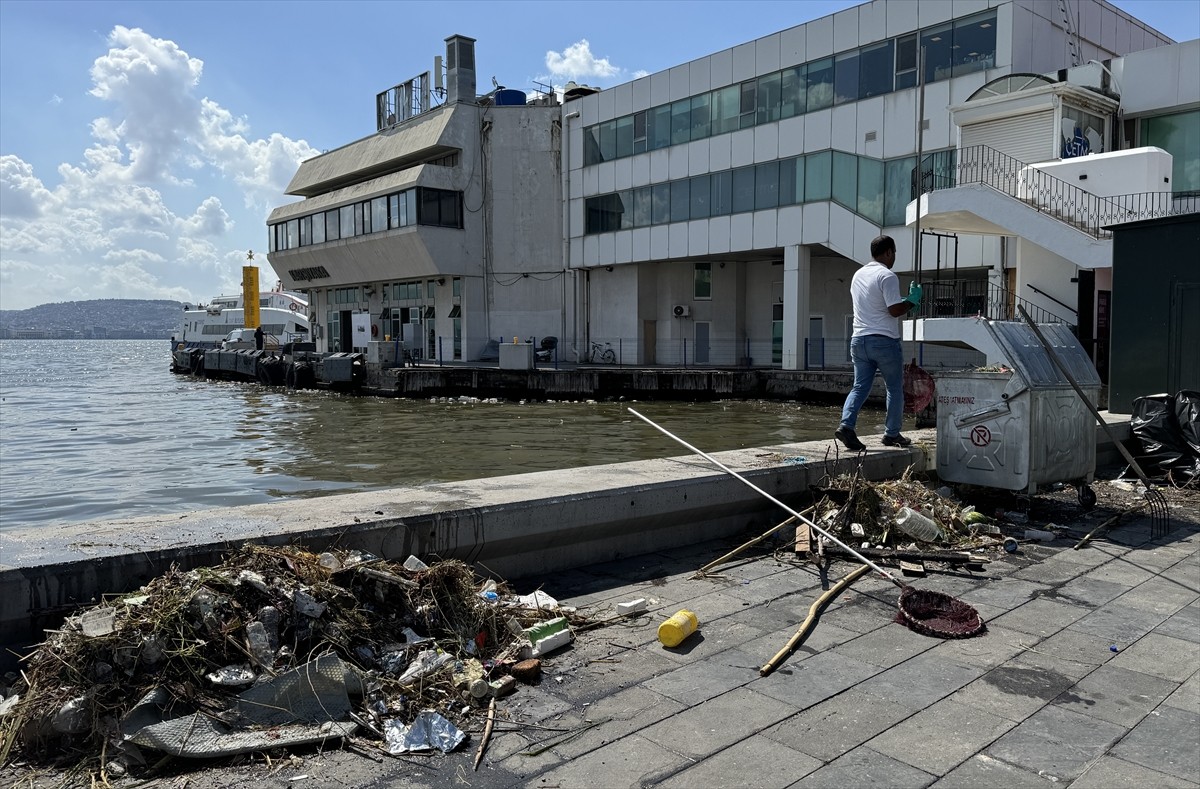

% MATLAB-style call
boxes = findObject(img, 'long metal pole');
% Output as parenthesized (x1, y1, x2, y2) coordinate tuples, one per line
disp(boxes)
(911, 45, 927, 356)
(627, 408, 902, 587)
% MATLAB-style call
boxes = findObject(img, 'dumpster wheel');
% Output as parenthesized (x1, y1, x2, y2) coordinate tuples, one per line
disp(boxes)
(1077, 483, 1097, 511)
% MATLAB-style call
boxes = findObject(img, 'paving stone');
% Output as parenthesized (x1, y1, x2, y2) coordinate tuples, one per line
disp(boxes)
(652, 616, 767, 665)
(1008, 629, 1117, 680)
(1067, 603, 1166, 645)
(956, 663, 1075, 723)
(866, 698, 1016, 776)
(828, 620, 937, 668)
(637, 686, 797, 760)
(504, 683, 575, 725)
(1110, 704, 1200, 783)
(985, 596, 1091, 637)
(1011, 557, 1097, 585)
(1154, 603, 1200, 643)
(752, 651, 881, 710)
(1052, 664, 1179, 727)
(739, 620, 861, 669)
(853, 653, 983, 711)
(1117, 577, 1200, 617)
(763, 688, 913, 762)
(985, 704, 1127, 782)
(1069, 755, 1200, 789)
(958, 577, 1051, 610)
(542, 684, 686, 760)
(929, 753, 1059, 788)
(520, 732, 689, 789)
(791, 746, 935, 789)
(642, 647, 761, 703)
(1161, 672, 1200, 714)
(1032, 576, 1127, 609)
(925, 623, 1030, 670)
(1108, 632, 1200, 683)
(1078, 559, 1158, 588)
(488, 730, 565, 776)
(820, 590, 905, 634)
(655, 733, 822, 788)
(546, 641, 683, 705)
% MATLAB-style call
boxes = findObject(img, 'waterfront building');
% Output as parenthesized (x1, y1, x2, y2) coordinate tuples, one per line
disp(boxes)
(266, 0, 1196, 373)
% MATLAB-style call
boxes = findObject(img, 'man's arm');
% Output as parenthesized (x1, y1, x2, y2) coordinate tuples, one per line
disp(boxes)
(887, 300, 914, 317)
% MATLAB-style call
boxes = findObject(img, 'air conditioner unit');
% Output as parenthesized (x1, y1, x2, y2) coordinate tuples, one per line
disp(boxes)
(672, 304, 690, 318)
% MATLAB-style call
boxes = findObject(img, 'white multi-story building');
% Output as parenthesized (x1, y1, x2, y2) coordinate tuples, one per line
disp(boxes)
(267, 1, 1195, 372)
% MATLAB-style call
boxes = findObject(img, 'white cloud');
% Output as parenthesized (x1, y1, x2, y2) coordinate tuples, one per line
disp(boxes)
(0, 26, 322, 310)
(545, 40, 619, 80)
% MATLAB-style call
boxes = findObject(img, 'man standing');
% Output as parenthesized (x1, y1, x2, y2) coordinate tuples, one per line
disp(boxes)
(254, 325, 264, 351)
(835, 235, 922, 452)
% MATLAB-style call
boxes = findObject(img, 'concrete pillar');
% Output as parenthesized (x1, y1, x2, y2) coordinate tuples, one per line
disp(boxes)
(782, 244, 811, 371)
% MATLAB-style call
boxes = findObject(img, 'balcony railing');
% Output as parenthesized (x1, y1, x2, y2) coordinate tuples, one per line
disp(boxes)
(916, 145, 1200, 239)
(911, 280, 1069, 325)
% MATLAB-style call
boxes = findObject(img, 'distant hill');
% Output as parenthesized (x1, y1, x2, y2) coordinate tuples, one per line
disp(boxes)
(0, 299, 183, 339)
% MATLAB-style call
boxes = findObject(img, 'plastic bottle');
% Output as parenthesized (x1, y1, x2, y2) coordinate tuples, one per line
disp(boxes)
(895, 507, 943, 542)
(657, 610, 699, 648)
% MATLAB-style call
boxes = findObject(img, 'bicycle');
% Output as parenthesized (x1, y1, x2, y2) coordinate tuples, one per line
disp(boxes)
(587, 341, 617, 364)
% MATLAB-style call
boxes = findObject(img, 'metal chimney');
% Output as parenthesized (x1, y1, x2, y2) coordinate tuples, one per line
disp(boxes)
(444, 35, 477, 104)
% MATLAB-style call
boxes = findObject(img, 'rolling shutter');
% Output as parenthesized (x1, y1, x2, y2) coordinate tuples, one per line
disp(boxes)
(961, 109, 1056, 166)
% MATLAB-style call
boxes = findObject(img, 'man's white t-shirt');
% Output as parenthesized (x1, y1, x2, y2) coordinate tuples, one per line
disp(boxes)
(850, 261, 903, 339)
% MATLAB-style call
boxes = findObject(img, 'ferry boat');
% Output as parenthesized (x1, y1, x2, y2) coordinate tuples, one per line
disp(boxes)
(173, 287, 311, 350)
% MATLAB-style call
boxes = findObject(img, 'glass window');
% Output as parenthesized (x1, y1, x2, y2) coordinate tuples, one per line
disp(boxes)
(690, 174, 711, 219)
(755, 161, 779, 209)
(691, 94, 711, 140)
(339, 205, 355, 239)
(805, 151, 832, 201)
(1060, 105, 1107, 157)
(311, 212, 325, 244)
(670, 180, 690, 223)
(739, 80, 757, 129)
(325, 209, 340, 241)
(583, 125, 602, 165)
(857, 157, 884, 224)
(884, 156, 916, 227)
(615, 115, 634, 158)
(388, 194, 400, 229)
(617, 190, 635, 229)
(694, 262, 712, 300)
(895, 34, 918, 90)
(732, 166, 755, 213)
(633, 111, 648, 154)
(286, 219, 298, 249)
(299, 216, 310, 247)
(780, 65, 806, 119)
(671, 99, 691, 145)
(598, 120, 616, 161)
(651, 183, 671, 224)
(711, 85, 740, 135)
(359, 201, 370, 235)
(650, 104, 672, 150)
(922, 24, 953, 83)
(452, 277, 461, 297)
(806, 58, 834, 111)
(405, 190, 417, 226)
(1142, 110, 1200, 193)
(859, 41, 895, 99)
(420, 189, 440, 225)
(633, 186, 652, 226)
(427, 280, 436, 298)
(832, 152, 858, 210)
(756, 72, 782, 125)
(711, 170, 733, 216)
(780, 156, 804, 205)
(834, 51, 860, 105)
(952, 11, 997, 77)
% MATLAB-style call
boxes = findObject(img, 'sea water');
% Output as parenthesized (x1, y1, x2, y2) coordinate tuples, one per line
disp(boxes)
(0, 339, 845, 530)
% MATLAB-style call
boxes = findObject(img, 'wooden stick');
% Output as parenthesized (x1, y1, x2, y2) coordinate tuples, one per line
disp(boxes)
(696, 507, 814, 575)
(759, 565, 871, 676)
(474, 696, 496, 771)
(1072, 504, 1143, 550)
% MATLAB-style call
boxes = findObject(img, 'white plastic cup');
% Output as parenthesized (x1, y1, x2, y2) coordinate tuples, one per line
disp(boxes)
(895, 507, 943, 542)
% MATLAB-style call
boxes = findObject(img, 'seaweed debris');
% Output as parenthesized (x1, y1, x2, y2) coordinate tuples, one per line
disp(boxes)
(0, 545, 585, 779)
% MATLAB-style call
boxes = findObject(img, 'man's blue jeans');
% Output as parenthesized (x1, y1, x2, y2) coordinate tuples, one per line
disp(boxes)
(840, 334, 904, 437)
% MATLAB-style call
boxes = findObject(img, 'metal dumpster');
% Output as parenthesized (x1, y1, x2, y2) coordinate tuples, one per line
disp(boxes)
(934, 320, 1101, 495)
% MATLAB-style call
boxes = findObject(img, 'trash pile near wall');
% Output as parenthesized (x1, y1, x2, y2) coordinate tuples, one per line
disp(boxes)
(0, 545, 582, 779)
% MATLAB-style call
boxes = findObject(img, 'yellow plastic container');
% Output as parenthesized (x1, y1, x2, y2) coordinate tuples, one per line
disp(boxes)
(657, 610, 699, 647)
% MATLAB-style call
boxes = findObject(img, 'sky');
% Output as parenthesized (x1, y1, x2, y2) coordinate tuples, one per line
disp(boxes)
(1, 1, 1197, 311)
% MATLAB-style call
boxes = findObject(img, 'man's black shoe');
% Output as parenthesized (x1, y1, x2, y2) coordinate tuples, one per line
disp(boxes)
(882, 433, 913, 447)
(834, 427, 867, 452)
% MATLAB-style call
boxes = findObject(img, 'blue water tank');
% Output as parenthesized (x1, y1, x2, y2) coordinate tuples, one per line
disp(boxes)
(494, 89, 527, 106)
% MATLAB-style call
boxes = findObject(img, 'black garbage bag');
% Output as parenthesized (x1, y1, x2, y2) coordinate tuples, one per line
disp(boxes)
(1130, 392, 1200, 480)
(1174, 390, 1200, 457)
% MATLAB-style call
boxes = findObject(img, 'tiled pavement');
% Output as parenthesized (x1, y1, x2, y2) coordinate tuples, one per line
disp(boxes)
(140, 506, 1200, 789)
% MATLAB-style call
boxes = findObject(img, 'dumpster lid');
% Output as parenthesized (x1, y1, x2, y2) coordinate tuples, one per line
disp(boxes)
(990, 321, 1101, 388)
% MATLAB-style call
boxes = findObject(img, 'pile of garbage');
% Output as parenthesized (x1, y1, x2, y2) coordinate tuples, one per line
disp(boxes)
(810, 466, 1009, 553)
(0, 545, 584, 778)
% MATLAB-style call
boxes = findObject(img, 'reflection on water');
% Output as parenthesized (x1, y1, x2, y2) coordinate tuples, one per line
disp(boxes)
(0, 340, 848, 530)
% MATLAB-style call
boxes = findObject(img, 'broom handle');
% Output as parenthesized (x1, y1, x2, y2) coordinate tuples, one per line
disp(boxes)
(760, 564, 871, 676)
(628, 408, 903, 588)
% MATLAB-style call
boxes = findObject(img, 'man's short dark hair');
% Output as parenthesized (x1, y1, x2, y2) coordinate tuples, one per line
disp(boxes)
(870, 235, 896, 259)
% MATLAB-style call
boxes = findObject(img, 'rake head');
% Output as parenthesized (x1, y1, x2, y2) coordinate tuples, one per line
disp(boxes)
(1143, 485, 1171, 539)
